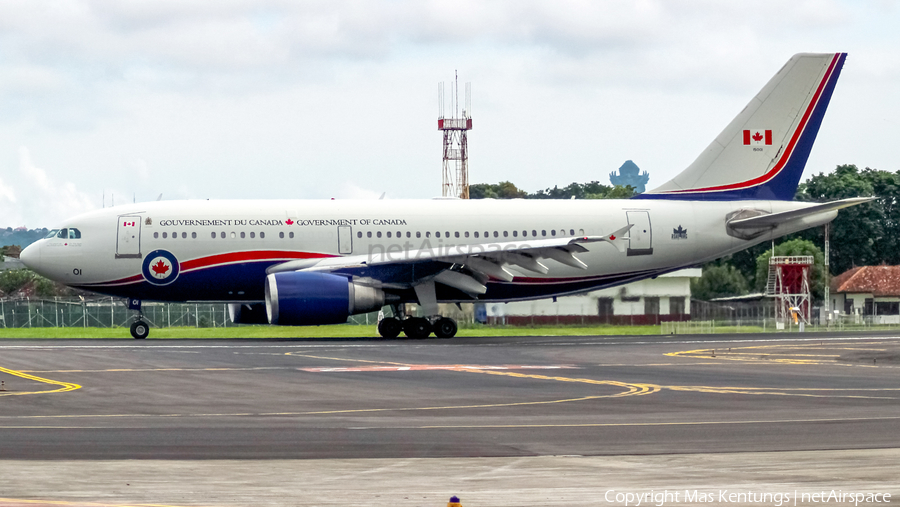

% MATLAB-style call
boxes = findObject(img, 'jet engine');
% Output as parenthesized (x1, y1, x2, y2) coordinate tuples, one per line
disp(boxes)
(227, 303, 269, 324)
(265, 272, 385, 325)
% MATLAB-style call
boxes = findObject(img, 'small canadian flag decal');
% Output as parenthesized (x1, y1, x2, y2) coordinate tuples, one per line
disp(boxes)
(743, 129, 773, 146)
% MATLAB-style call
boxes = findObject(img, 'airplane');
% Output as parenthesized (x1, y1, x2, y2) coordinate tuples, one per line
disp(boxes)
(21, 52, 872, 339)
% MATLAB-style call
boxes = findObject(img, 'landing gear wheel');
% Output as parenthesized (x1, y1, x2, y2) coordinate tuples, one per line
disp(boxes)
(130, 320, 150, 340)
(403, 317, 432, 339)
(377, 317, 403, 338)
(433, 317, 458, 339)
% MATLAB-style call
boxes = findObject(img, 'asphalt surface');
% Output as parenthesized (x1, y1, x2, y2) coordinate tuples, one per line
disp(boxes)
(2, 333, 899, 459)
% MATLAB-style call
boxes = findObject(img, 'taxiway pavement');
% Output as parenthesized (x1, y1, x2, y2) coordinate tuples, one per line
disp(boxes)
(2, 333, 899, 459)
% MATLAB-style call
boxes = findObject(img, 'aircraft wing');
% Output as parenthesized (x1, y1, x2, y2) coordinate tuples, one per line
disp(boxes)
(266, 224, 633, 296)
(727, 197, 875, 229)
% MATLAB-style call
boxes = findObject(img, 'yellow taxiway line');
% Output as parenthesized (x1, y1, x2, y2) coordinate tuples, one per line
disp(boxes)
(0, 366, 81, 397)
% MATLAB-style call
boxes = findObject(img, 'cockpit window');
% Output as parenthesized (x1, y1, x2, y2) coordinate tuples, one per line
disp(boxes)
(45, 229, 59, 239)
(68, 228, 81, 239)
(56, 228, 68, 239)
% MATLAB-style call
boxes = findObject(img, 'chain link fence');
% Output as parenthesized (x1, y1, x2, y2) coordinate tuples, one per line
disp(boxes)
(0, 297, 382, 329)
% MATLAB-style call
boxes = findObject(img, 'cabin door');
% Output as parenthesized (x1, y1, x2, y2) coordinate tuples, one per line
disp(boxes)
(626, 211, 653, 256)
(116, 215, 142, 259)
(337, 226, 353, 254)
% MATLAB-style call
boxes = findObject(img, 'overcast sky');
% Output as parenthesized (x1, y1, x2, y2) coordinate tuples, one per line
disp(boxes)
(1, 0, 898, 226)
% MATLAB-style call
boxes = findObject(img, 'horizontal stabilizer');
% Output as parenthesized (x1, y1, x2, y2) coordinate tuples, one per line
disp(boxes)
(728, 197, 875, 229)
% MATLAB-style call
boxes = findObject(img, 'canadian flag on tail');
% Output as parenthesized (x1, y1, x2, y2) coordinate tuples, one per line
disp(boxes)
(743, 129, 772, 146)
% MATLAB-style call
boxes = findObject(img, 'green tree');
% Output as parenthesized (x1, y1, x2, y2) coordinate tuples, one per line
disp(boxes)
(469, 181, 527, 199)
(586, 185, 636, 199)
(470, 181, 636, 200)
(794, 164, 885, 274)
(690, 265, 749, 301)
(34, 275, 58, 298)
(754, 239, 826, 302)
(0, 269, 34, 294)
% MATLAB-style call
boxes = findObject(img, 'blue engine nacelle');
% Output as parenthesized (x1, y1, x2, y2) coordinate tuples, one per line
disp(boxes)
(265, 272, 385, 326)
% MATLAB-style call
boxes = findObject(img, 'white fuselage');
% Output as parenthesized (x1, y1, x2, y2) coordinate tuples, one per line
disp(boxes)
(22, 198, 834, 304)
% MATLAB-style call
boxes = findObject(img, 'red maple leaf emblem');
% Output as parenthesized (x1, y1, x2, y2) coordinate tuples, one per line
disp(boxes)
(609, 234, 616, 240)
(285, 219, 294, 225)
(752, 131, 763, 142)
(152, 260, 170, 275)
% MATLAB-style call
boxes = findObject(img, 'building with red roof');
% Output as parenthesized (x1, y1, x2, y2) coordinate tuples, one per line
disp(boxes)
(830, 266, 900, 323)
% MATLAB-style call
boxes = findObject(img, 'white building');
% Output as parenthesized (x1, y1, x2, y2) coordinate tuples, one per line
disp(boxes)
(485, 268, 701, 325)
(830, 265, 900, 325)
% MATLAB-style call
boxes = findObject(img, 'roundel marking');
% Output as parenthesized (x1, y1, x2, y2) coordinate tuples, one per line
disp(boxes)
(142, 249, 180, 286)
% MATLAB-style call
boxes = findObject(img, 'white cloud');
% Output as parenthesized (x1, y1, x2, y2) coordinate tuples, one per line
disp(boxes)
(0, 0, 896, 227)
(10, 146, 97, 227)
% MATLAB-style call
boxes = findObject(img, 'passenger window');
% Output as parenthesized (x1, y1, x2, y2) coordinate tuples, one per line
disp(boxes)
(289, 232, 294, 239)
(532, 230, 537, 237)
(503, 231, 508, 237)
(357, 232, 362, 238)
(474, 232, 479, 238)
(260, 232, 265, 239)
(464, 232, 469, 238)
(230, 232, 235, 239)
(513, 231, 518, 237)
(579, 229, 585, 235)
(377, 231, 382, 238)
(240, 232, 246, 239)
(387, 232, 392, 238)
(406, 232, 411, 238)
(493, 231, 498, 238)
(569, 229, 575, 235)
(155, 232, 160, 239)
(163, 232, 168, 239)
(250, 232, 255, 239)
(541, 230, 546, 236)
(280, 232, 285, 239)
(191, 232, 196, 239)
(551, 230, 556, 236)
(435, 232, 440, 238)
(367, 231, 372, 238)
(221, 232, 225, 239)
(416, 232, 421, 238)
(445, 231, 449, 238)
(182, 232, 187, 239)
(210, 232, 215, 239)
(397, 231, 401, 238)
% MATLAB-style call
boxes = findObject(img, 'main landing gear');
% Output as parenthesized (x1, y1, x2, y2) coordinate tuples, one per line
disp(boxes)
(128, 298, 150, 339)
(377, 305, 458, 339)
(377, 316, 458, 339)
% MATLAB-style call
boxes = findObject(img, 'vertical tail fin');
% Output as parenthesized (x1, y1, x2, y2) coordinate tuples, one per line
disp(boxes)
(638, 53, 846, 201)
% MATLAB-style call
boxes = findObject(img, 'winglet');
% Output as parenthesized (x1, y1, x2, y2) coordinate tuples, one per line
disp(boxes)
(570, 224, 633, 253)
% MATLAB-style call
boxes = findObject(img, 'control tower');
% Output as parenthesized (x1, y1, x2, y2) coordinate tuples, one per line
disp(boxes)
(438, 72, 472, 199)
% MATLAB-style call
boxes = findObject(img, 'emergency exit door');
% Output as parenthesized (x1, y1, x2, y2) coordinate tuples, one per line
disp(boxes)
(116, 215, 142, 259)
(626, 211, 653, 256)
(337, 226, 353, 255)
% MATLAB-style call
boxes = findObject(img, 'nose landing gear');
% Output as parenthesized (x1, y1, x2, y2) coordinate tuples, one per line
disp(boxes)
(128, 298, 150, 339)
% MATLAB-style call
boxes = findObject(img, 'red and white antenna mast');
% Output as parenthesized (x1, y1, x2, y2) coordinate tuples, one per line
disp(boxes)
(438, 71, 472, 199)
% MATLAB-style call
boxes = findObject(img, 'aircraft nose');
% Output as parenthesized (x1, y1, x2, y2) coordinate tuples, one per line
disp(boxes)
(19, 242, 40, 270)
